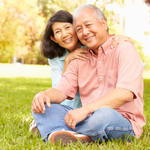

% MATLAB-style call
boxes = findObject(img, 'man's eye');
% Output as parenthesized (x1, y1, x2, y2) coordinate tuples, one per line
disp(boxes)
(76, 28, 81, 32)
(87, 24, 91, 26)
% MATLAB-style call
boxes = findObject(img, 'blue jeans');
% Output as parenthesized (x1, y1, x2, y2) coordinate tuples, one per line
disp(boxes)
(32, 104, 135, 142)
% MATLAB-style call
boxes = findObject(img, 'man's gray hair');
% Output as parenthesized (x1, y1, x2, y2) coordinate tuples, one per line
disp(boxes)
(73, 4, 107, 23)
(73, 4, 109, 32)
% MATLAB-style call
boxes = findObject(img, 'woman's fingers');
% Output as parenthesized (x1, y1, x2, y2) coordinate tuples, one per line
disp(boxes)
(77, 54, 89, 60)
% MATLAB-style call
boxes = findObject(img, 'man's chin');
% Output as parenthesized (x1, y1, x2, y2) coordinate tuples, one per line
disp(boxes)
(87, 46, 97, 50)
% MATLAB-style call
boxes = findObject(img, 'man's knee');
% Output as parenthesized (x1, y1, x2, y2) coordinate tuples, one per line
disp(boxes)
(90, 107, 120, 125)
(94, 107, 115, 118)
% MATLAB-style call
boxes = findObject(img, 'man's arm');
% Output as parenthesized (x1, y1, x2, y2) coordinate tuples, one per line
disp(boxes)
(84, 88, 133, 114)
(32, 88, 67, 114)
(65, 42, 142, 129)
(65, 87, 133, 129)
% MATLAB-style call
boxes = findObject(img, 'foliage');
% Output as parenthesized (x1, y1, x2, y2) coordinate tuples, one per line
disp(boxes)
(144, 55, 150, 69)
(133, 40, 150, 69)
(0, 0, 45, 63)
(37, 0, 87, 20)
(0, 75, 150, 149)
(0, 0, 19, 62)
(133, 40, 145, 61)
(0, 0, 148, 64)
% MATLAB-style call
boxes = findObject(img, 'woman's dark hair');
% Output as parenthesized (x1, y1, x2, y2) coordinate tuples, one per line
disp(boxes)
(41, 10, 73, 59)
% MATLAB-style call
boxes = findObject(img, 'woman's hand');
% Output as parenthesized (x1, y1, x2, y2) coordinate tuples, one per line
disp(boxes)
(62, 48, 89, 74)
(111, 35, 134, 48)
(64, 107, 90, 129)
(65, 48, 89, 63)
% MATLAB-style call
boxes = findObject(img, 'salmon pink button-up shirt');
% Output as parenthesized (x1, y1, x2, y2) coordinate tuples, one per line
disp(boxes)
(55, 36, 146, 139)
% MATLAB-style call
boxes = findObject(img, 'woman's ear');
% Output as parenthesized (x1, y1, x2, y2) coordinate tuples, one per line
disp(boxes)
(50, 36, 57, 43)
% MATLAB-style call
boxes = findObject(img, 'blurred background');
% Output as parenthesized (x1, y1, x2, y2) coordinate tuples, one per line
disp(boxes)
(0, 0, 150, 69)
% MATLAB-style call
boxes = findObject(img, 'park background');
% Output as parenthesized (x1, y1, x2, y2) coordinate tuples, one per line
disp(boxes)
(0, 0, 150, 149)
(0, 0, 150, 67)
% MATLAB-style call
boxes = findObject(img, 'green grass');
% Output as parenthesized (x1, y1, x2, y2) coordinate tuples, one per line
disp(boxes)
(0, 76, 150, 149)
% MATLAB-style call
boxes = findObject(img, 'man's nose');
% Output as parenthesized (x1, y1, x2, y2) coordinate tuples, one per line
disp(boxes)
(82, 27, 89, 36)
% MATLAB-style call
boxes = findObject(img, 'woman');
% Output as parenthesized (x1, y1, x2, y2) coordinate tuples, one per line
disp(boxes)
(30, 10, 134, 136)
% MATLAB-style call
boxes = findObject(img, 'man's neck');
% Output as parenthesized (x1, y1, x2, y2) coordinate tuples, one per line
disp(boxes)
(92, 34, 110, 56)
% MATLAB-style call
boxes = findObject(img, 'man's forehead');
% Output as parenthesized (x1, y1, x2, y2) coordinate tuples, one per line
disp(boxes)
(74, 9, 93, 24)
(75, 8, 93, 18)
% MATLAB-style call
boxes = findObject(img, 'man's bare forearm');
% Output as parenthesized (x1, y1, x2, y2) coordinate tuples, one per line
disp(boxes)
(84, 88, 134, 114)
(44, 88, 68, 103)
(32, 88, 67, 114)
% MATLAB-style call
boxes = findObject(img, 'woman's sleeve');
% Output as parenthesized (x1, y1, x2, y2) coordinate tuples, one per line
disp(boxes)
(48, 58, 63, 88)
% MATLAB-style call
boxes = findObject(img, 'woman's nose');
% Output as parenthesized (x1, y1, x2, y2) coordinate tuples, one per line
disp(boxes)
(62, 30, 68, 38)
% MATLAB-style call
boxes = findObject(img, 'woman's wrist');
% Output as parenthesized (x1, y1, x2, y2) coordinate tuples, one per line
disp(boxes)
(65, 55, 70, 64)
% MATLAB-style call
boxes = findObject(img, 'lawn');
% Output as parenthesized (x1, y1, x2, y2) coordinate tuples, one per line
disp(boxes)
(0, 64, 150, 150)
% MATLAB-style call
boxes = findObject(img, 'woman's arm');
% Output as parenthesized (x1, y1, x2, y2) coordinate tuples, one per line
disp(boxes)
(48, 58, 64, 88)
(111, 35, 134, 48)
(63, 48, 89, 74)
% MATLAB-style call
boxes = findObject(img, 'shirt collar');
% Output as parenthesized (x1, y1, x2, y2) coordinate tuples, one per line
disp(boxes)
(89, 34, 115, 56)
(101, 34, 115, 53)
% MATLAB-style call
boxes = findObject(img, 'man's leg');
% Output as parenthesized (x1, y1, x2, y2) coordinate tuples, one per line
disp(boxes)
(32, 105, 134, 143)
(32, 103, 73, 140)
(75, 107, 135, 143)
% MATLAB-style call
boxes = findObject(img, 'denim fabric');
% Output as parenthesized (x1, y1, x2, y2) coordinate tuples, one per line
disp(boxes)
(32, 104, 135, 142)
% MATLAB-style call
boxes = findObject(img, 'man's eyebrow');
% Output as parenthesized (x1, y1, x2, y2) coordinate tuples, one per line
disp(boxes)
(75, 20, 91, 29)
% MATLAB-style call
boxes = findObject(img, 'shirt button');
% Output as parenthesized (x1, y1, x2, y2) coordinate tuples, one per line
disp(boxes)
(100, 77, 103, 79)
(98, 91, 100, 93)
(105, 52, 107, 54)
(99, 61, 101, 63)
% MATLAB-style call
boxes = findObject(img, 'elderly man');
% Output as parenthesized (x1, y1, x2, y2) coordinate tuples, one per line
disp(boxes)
(32, 5, 145, 145)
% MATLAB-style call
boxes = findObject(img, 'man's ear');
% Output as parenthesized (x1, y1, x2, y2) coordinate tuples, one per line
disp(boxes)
(102, 18, 108, 31)
(50, 36, 57, 43)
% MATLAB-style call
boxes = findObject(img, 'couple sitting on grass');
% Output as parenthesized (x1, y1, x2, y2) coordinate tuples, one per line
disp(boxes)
(30, 4, 146, 146)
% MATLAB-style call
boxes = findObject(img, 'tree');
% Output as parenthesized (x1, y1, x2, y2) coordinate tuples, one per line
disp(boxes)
(37, 0, 87, 20)
(0, 0, 45, 63)
(0, 0, 19, 62)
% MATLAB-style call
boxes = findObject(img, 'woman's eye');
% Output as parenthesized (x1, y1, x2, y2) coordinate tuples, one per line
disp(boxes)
(66, 26, 70, 29)
(55, 31, 60, 34)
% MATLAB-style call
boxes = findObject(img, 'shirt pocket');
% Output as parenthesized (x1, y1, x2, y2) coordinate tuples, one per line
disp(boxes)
(107, 69, 118, 88)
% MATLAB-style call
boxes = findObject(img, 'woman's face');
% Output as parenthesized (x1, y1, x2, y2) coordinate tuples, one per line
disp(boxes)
(51, 22, 81, 52)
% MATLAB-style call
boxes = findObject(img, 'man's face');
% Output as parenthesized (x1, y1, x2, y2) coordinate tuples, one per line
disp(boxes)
(74, 8, 109, 51)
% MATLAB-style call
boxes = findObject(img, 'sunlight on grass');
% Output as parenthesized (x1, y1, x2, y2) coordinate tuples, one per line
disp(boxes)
(0, 63, 51, 78)
(0, 64, 150, 150)
(143, 70, 150, 79)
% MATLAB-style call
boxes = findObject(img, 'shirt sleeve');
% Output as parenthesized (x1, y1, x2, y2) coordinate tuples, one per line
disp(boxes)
(55, 59, 79, 99)
(116, 42, 143, 98)
(48, 58, 63, 88)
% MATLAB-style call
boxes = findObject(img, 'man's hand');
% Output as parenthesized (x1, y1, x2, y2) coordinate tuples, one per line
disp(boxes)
(32, 92, 51, 114)
(64, 107, 89, 129)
